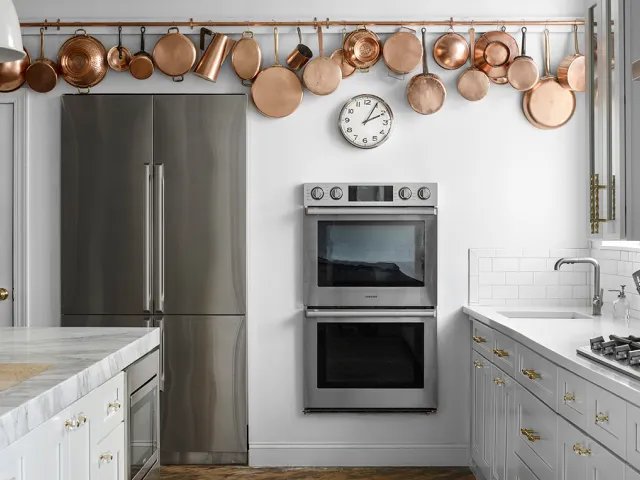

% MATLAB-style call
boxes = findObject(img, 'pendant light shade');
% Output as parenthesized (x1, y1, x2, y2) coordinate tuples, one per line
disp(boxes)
(0, 0, 25, 63)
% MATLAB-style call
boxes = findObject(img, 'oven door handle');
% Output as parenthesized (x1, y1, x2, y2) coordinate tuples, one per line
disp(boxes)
(305, 207, 437, 216)
(305, 310, 436, 318)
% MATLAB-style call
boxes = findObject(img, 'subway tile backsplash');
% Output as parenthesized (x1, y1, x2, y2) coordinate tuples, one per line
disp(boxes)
(469, 248, 591, 307)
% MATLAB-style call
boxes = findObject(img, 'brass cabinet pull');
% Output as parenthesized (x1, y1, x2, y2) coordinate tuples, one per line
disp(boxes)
(493, 377, 505, 386)
(493, 348, 509, 358)
(107, 401, 121, 413)
(76, 413, 87, 426)
(0, 288, 9, 301)
(573, 443, 592, 456)
(590, 174, 608, 234)
(99, 452, 114, 464)
(595, 413, 609, 423)
(521, 369, 541, 380)
(473, 360, 485, 369)
(64, 417, 80, 430)
(472, 336, 486, 344)
(563, 393, 576, 402)
(520, 428, 541, 442)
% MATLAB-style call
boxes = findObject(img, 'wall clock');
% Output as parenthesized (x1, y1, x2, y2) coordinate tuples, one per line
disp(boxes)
(338, 94, 394, 149)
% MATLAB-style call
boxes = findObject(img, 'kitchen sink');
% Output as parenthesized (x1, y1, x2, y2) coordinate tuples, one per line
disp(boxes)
(0, 364, 52, 392)
(497, 311, 592, 320)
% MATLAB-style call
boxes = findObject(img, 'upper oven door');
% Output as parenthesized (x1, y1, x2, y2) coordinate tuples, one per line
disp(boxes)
(303, 208, 437, 307)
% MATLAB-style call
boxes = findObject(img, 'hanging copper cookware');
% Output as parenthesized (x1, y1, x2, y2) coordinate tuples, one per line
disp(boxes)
(286, 27, 313, 71)
(251, 28, 303, 118)
(383, 27, 422, 75)
(302, 27, 341, 96)
(231, 31, 262, 86)
(26, 29, 59, 93)
(194, 28, 236, 83)
(153, 27, 197, 82)
(107, 26, 132, 72)
(407, 28, 446, 115)
(457, 27, 489, 102)
(343, 26, 382, 72)
(507, 27, 540, 91)
(433, 21, 469, 70)
(129, 27, 154, 80)
(0, 48, 30, 92)
(558, 24, 586, 92)
(58, 29, 108, 91)
(330, 28, 356, 79)
(474, 27, 519, 83)
(523, 29, 576, 130)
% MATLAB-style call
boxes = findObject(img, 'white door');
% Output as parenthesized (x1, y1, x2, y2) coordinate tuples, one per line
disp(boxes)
(0, 104, 13, 326)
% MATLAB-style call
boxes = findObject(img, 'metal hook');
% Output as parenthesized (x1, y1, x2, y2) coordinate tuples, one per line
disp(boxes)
(189, 18, 194, 30)
(325, 18, 330, 29)
(313, 17, 318, 30)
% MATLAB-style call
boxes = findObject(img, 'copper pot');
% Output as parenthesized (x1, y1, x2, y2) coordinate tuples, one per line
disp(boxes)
(433, 24, 469, 71)
(457, 28, 490, 102)
(194, 28, 236, 83)
(107, 26, 132, 72)
(58, 29, 108, 91)
(558, 24, 586, 92)
(383, 27, 422, 75)
(286, 27, 313, 71)
(302, 27, 341, 96)
(129, 27, 154, 80)
(26, 28, 59, 93)
(507, 27, 539, 91)
(407, 28, 446, 115)
(0, 48, 30, 92)
(153, 27, 197, 82)
(343, 26, 382, 72)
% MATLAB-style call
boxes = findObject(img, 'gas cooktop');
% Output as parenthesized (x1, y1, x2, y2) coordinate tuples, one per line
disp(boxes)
(577, 335, 640, 380)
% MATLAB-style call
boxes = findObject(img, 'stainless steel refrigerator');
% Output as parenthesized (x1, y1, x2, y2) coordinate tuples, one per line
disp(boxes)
(61, 94, 248, 465)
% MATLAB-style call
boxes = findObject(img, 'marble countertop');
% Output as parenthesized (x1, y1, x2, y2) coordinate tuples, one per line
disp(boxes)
(0, 327, 159, 450)
(463, 305, 640, 408)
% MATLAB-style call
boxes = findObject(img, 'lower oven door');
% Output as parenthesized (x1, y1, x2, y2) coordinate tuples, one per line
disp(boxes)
(304, 309, 437, 412)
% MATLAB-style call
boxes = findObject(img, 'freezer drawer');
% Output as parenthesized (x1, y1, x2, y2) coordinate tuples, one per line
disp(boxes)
(160, 315, 247, 464)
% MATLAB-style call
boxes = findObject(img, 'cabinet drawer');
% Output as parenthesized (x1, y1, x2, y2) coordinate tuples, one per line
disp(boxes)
(94, 422, 125, 480)
(586, 382, 627, 458)
(93, 372, 125, 443)
(515, 385, 557, 480)
(628, 403, 640, 470)
(514, 453, 542, 480)
(516, 344, 557, 410)
(492, 330, 516, 378)
(557, 368, 587, 429)
(471, 319, 494, 357)
(0, 442, 22, 480)
(628, 466, 640, 480)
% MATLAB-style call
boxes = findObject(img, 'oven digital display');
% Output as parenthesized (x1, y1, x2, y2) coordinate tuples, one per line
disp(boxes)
(348, 185, 393, 202)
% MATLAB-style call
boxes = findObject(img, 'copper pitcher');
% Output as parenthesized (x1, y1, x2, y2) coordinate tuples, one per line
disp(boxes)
(194, 28, 236, 83)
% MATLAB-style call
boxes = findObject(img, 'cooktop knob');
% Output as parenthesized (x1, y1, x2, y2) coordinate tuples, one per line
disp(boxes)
(418, 187, 431, 200)
(310, 187, 324, 200)
(330, 187, 343, 200)
(398, 187, 412, 200)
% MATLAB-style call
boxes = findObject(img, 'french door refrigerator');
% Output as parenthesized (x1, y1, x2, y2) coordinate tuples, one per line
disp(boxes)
(61, 94, 247, 465)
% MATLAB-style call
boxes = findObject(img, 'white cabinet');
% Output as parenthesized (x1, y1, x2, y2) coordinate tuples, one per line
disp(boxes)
(490, 365, 516, 480)
(94, 423, 125, 480)
(472, 349, 493, 479)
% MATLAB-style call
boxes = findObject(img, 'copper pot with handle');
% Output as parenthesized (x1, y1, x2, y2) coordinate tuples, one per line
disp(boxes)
(231, 31, 262, 86)
(153, 27, 197, 82)
(407, 28, 446, 115)
(302, 27, 341, 96)
(383, 27, 422, 75)
(343, 26, 382, 72)
(330, 28, 356, 79)
(558, 24, 585, 92)
(26, 29, 59, 93)
(58, 29, 108, 92)
(194, 28, 236, 83)
(433, 21, 469, 70)
(129, 27, 154, 80)
(107, 26, 132, 72)
(286, 27, 313, 71)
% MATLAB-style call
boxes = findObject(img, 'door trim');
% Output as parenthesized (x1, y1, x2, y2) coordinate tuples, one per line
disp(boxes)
(1, 91, 29, 327)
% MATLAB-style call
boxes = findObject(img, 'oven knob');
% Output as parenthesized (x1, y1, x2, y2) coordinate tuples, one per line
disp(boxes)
(398, 187, 412, 200)
(310, 187, 324, 200)
(330, 187, 343, 200)
(418, 187, 431, 200)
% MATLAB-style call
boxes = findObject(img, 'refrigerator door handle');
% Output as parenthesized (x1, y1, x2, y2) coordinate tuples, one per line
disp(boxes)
(156, 317, 165, 392)
(155, 164, 165, 314)
(143, 163, 152, 313)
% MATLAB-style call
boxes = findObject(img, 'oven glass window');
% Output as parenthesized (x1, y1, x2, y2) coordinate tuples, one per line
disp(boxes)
(317, 323, 424, 389)
(317, 221, 425, 287)
(130, 380, 158, 478)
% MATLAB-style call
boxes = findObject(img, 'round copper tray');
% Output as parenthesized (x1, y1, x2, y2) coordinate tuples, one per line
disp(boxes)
(58, 31, 108, 88)
(474, 30, 519, 80)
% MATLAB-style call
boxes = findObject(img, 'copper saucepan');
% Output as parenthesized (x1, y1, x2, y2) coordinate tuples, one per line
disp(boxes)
(558, 24, 586, 92)
(26, 28, 59, 93)
(407, 28, 446, 115)
(129, 27, 154, 80)
(302, 27, 341, 96)
(507, 27, 539, 91)
(433, 21, 469, 70)
(0, 48, 30, 92)
(457, 27, 489, 102)
(153, 27, 197, 82)
(107, 26, 132, 72)
(287, 27, 313, 71)
(58, 29, 108, 92)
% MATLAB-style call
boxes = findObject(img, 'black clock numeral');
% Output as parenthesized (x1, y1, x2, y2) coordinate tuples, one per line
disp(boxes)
(372, 136, 378, 141)
(362, 138, 368, 144)
(348, 109, 354, 114)
(356, 101, 361, 107)
(353, 135, 358, 140)
(381, 111, 386, 115)
(380, 130, 385, 135)
(345, 118, 350, 123)
(364, 99, 372, 105)
(383, 120, 389, 126)
(346, 127, 352, 133)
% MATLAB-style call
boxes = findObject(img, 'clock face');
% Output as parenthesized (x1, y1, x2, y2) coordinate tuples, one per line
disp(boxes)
(338, 94, 394, 149)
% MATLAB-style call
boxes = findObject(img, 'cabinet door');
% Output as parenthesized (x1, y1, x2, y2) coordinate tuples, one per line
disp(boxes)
(22, 409, 71, 480)
(471, 350, 493, 480)
(558, 418, 588, 480)
(491, 365, 516, 480)
(0, 440, 22, 480)
(628, 465, 640, 480)
(586, 438, 626, 480)
(95, 423, 125, 480)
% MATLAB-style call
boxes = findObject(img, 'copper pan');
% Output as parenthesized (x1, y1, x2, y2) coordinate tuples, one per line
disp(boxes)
(474, 27, 519, 82)
(58, 29, 108, 92)
(558, 24, 585, 92)
(343, 26, 382, 72)
(26, 29, 59, 93)
(107, 26, 132, 72)
(330, 28, 356, 79)
(0, 48, 30, 92)
(251, 28, 303, 118)
(507, 27, 539, 91)
(153, 27, 197, 82)
(286, 27, 313, 71)
(457, 27, 489, 101)
(231, 31, 262, 86)
(407, 28, 446, 115)
(129, 27, 154, 80)
(383, 27, 422, 75)
(523, 29, 576, 129)
(433, 21, 469, 70)
(302, 27, 341, 96)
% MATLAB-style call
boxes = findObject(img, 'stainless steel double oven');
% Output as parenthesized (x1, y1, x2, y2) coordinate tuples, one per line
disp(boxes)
(303, 183, 438, 413)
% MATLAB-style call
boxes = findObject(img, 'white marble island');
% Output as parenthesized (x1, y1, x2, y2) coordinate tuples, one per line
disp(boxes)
(0, 327, 159, 479)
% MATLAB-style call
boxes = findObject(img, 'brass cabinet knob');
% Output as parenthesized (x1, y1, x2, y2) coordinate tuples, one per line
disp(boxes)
(107, 401, 121, 413)
(473, 360, 485, 369)
(520, 428, 541, 442)
(0, 288, 8, 301)
(493, 348, 509, 358)
(573, 443, 592, 456)
(99, 452, 114, 464)
(521, 369, 542, 380)
(493, 377, 505, 386)
(472, 336, 486, 344)
(595, 413, 610, 423)
(64, 417, 80, 430)
(564, 393, 576, 402)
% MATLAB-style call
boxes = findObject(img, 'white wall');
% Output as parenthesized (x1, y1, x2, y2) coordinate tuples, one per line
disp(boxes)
(17, 0, 589, 467)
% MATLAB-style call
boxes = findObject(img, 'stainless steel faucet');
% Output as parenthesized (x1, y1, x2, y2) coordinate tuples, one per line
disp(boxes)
(554, 257, 603, 316)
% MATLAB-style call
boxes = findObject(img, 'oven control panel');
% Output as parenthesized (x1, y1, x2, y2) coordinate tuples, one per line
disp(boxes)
(303, 183, 438, 207)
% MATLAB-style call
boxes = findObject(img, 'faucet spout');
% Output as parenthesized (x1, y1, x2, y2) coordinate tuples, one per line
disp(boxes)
(554, 257, 602, 316)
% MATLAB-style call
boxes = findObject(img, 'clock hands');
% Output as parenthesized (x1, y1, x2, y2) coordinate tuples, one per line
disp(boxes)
(362, 102, 379, 125)
(363, 114, 382, 125)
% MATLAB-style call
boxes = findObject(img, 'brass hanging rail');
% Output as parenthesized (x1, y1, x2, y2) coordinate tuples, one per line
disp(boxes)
(21, 18, 585, 29)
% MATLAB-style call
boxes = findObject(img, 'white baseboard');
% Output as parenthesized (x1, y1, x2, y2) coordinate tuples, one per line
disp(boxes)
(249, 443, 469, 467)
